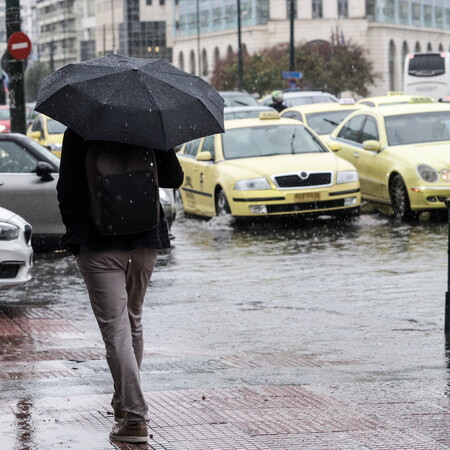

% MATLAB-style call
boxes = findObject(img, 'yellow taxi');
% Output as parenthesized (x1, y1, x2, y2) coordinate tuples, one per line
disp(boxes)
(177, 111, 361, 219)
(280, 101, 367, 144)
(356, 92, 434, 107)
(27, 114, 66, 158)
(327, 101, 450, 220)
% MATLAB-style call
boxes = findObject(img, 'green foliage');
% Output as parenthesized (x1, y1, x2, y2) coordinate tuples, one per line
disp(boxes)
(24, 62, 52, 102)
(210, 41, 379, 97)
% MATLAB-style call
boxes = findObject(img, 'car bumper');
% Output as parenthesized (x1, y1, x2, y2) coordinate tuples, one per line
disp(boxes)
(409, 186, 450, 210)
(230, 184, 361, 216)
(0, 244, 33, 290)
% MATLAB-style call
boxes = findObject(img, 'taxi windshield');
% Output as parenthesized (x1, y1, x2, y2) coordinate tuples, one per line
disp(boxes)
(222, 124, 326, 160)
(306, 109, 357, 134)
(385, 111, 450, 145)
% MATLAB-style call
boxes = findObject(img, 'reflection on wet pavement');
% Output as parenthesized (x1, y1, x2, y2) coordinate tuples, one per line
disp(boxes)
(1, 212, 450, 448)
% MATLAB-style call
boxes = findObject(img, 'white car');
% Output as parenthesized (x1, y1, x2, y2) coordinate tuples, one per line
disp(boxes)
(0, 207, 33, 290)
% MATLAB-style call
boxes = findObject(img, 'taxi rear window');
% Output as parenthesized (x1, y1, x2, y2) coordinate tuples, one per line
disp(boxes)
(221, 125, 326, 159)
(385, 111, 450, 145)
(306, 109, 357, 134)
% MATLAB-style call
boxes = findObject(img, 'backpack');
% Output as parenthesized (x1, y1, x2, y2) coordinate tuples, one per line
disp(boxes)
(85, 141, 160, 235)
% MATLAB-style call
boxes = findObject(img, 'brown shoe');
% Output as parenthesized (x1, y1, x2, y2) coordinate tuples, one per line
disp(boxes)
(109, 420, 148, 443)
(114, 407, 127, 422)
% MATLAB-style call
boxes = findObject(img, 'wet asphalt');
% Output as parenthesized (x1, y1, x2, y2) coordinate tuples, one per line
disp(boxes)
(2, 206, 450, 448)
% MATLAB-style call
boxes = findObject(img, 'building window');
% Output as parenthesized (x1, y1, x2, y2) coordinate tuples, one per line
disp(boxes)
(415, 41, 421, 52)
(366, 0, 375, 20)
(178, 52, 184, 71)
(383, 0, 395, 22)
(401, 41, 409, 85)
(160, 0, 165, 5)
(436, 6, 443, 28)
(446, 9, 450, 29)
(190, 50, 195, 74)
(423, 5, 432, 27)
(286, 0, 297, 20)
(389, 40, 396, 91)
(146, 0, 151, 4)
(312, 0, 322, 19)
(338, 0, 348, 19)
(399, 1, 408, 23)
(202, 49, 208, 76)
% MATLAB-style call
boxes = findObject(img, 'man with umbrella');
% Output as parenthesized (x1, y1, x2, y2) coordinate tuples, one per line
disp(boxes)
(36, 55, 224, 444)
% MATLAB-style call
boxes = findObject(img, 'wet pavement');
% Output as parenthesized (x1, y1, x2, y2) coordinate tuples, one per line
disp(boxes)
(2, 208, 450, 449)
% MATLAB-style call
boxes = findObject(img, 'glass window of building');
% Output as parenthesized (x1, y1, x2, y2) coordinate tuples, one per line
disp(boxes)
(412, 2, 420, 25)
(312, 0, 322, 19)
(446, 9, 450, 29)
(389, 40, 396, 91)
(436, 6, 443, 28)
(338, 0, 348, 18)
(423, 4, 432, 27)
(399, 1, 408, 23)
(383, 0, 395, 22)
(257, 0, 270, 24)
(366, 0, 375, 20)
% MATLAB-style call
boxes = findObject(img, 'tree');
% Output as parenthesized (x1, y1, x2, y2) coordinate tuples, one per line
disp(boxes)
(24, 62, 52, 102)
(210, 40, 379, 97)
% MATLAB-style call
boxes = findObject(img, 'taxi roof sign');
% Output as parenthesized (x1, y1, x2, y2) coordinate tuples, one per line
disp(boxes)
(408, 96, 434, 103)
(259, 111, 280, 120)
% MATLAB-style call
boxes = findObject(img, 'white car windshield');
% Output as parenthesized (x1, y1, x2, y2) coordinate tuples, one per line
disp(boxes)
(222, 125, 326, 160)
(385, 111, 450, 145)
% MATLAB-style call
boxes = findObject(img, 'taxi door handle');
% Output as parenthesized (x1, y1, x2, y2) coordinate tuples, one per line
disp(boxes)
(0, 181, 4, 186)
(353, 152, 360, 158)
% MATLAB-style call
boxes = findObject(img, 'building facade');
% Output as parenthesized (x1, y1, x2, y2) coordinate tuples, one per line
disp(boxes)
(94, 0, 171, 60)
(173, 0, 450, 95)
(36, 0, 84, 70)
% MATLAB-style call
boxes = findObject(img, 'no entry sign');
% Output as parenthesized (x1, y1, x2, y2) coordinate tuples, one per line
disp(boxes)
(8, 32, 32, 60)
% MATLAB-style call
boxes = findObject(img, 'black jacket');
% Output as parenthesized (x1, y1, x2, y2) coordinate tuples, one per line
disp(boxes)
(57, 129, 184, 252)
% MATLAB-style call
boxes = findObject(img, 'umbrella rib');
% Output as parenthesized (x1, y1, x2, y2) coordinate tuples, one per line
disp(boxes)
(138, 71, 167, 148)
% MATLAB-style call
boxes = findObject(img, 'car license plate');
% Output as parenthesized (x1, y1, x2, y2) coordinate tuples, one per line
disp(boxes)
(294, 192, 320, 202)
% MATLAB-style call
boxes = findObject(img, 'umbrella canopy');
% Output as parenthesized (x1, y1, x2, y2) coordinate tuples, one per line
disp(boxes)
(35, 54, 224, 150)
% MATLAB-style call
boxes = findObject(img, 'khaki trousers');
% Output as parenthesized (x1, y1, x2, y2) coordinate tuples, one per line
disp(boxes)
(76, 247, 158, 422)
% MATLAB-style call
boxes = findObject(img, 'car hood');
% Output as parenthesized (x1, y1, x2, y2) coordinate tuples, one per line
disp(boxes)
(389, 141, 450, 170)
(0, 207, 30, 228)
(221, 152, 355, 178)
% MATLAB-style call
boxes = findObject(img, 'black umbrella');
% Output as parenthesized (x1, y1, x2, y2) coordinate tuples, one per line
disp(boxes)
(35, 54, 224, 150)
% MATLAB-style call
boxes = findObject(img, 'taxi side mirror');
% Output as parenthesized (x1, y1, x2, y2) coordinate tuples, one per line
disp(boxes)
(363, 140, 381, 151)
(30, 131, 42, 139)
(327, 140, 342, 152)
(196, 151, 213, 161)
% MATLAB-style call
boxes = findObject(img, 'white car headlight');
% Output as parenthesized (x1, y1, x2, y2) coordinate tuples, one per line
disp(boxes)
(234, 177, 271, 190)
(441, 169, 450, 182)
(0, 222, 20, 241)
(336, 170, 358, 184)
(48, 143, 62, 151)
(159, 188, 171, 205)
(417, 164, 438, 182)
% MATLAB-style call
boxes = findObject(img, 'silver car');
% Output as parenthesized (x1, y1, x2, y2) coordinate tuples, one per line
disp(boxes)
(0, 134, 176, 251)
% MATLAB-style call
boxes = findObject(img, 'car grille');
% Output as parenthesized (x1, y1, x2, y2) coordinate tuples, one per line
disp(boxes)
(274, 172, 332, 188)
(0, 262, 22, 278)
(266, 199, 345, 214)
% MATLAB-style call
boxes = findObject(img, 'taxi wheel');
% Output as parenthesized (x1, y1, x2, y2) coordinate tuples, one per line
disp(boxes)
(389, 174, 419, 221)
(215, 189, 230, 216)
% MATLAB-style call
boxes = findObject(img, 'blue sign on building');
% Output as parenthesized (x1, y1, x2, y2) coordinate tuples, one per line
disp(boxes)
(282, 71, 303, 79)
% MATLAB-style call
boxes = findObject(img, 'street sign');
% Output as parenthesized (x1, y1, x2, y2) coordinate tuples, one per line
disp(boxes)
(288, 79, 298, 89)
(1, 50, 28, 74)
(282, 71, 303, 80)
(8, 32, 32, 60)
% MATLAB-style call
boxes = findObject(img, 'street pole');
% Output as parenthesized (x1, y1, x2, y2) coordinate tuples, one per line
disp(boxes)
(445, 199, 450, 333)
(196, 0, 201, 75)
(237, 0, 243, 90)
(5, 0, 26, 135)
(289, 0, 295, 72)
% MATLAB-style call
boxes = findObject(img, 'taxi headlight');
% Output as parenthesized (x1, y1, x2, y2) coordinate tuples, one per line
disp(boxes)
(234, 177, 271, 190)
(417, 164, 438, 182)
(441, 169, 450, 182)
(336, 170, 358, 184)
(0, 222, 20, 241)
